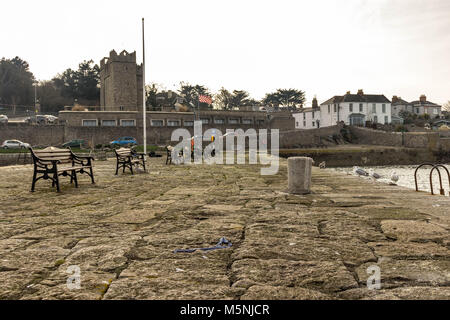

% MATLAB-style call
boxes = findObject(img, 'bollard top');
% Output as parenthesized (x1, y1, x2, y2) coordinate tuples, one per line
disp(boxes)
(287, 157, 313, 161)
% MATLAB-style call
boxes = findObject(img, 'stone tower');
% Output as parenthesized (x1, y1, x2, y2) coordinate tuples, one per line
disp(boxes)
(99, 50, 143, 111)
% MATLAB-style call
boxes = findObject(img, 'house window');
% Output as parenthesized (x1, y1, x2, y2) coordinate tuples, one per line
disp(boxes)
(416, 108, 420, 114)
(214, 118, 225, 124)
(328, 105, 331, 113)
(312, 112, 315, 119)
(359, 103, 363, 112)
(167, 120, 180, 127)
(372, 104, 376, 113)
(119, 106, 124, 111)
(433, 108, 438, 114)
(184, 120, 194, 127)
(242, 119, 253, 124)
(229, 118, 239, 124)
(349, 103, 353, 112)
(121, 119, 136, 127)
(384, 116, 388, 124)
(201, 118, 209, 124)
(382, 104, 386, 113)
(334, 104, 337, 112)
(82, 119, 97, 127)
(256, 120, 265, 126)
(296, 121, 299, 127)
(151, 120, 164, 127)
(303, 121, 306, 127)
(303, 113, 306, 120)
(102, 120, 116, 126)
(312, 122, 315, 127)
(373, 116, 378, 123)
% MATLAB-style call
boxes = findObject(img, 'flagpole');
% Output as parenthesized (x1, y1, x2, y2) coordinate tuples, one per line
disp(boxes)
(142, 18, 147, 164)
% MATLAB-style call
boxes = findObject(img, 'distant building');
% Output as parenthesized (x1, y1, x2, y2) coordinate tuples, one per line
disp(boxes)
(391, 95, 442, 119)
(99, 50, 143, 111)
(293, 90, 392, 129)
(410, 95, 442, 118)
(391, 96, 411, 117)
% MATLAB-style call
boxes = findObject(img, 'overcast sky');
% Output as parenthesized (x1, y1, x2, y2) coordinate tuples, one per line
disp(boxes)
(2, 0, 449, 106)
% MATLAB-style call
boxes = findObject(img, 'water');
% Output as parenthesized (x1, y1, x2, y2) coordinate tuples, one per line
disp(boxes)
(332, 164, 450, 196)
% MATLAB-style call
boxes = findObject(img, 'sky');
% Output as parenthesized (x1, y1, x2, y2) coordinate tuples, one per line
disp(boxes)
(2, 0, 449, 106)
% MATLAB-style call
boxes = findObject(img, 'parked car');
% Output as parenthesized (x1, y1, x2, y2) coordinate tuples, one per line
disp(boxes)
(0, 115, 8, 124)
(36, 115, 48, 125)
(45, 115, 58, 124)
(62, 139, 86, 148)
(1, 140, 31, 149)
(110, 137, 137, 147)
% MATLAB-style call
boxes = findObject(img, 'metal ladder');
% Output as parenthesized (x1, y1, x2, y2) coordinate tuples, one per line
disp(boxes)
(414, 163, 450, 196)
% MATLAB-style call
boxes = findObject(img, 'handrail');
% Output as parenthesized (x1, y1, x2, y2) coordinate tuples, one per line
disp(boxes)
(430, 165, 450, 196)
(414, 163, 435, 192)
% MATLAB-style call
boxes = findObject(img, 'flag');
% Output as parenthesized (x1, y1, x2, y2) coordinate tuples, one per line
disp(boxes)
(198, 95, 212, 105)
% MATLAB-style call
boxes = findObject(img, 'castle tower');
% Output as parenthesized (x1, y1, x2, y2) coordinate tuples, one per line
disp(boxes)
(100, 50, 143, 111)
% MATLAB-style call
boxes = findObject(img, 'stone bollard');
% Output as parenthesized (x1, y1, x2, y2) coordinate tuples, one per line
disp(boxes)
(288, 157, 313, 194)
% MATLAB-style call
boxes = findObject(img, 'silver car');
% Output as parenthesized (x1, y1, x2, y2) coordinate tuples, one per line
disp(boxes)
(0, 115, 8, 124)
(1, 140, 31, 149)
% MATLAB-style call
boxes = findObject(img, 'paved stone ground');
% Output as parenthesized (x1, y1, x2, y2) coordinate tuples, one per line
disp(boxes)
(0, 156, 448, 300)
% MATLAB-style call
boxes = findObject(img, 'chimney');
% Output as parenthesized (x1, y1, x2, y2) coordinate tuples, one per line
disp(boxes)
(357, 89, 364, 95)
(346, 91, 350, 95)
(392, 96, 399, 103)
(420, 95, 426, 103)
(312, 96, 318, 108)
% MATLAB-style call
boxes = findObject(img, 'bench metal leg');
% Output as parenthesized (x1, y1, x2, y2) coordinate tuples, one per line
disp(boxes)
(54, 172, 60, 192)
(89, 167, 95, 184)
(31, 170, 37, 192)
(72, 171, 78, 188)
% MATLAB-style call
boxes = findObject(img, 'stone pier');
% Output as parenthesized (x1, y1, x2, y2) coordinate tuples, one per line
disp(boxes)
(0, 157, 448, 300)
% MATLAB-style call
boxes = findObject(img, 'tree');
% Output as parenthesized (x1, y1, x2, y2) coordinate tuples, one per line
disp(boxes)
(214, 87, 233, 110)
(145, 83, 164, 110)
(52, 60, 100, 103)
(0, 56, 35, 107)
(230, 90, 251, 108)
(443, 101, 450, 112)
(263, 92, 281, 107)
(214, 88, 259, 110)
(263, 88, 305, 109)
(177, 82, 212, 110)
(37, 80, 72, 113)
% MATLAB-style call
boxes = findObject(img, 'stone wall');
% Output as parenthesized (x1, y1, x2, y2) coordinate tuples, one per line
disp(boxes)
(280, 148, 437, 167)
(349, 126, 443, 151)
(0, 124, 65, 146)
(279, 124, 344, 148)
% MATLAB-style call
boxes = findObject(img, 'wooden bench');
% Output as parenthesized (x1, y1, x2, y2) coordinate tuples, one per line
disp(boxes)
(29, 147, 95, 192)
(114, 147, 146, 174)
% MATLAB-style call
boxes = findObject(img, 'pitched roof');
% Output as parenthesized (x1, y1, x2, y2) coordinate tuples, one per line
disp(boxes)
(410, 100, 440, 106)
(392, 98, 410, 105)
(320, 93, 390, 105)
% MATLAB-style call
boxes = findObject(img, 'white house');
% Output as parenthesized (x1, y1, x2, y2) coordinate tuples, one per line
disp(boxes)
(293, 97, 321, 129)
(294, 90, 392, 129)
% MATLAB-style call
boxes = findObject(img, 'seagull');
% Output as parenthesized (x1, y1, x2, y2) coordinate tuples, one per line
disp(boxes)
(353, 166, 369, 176)
(390, 171, 399, 185)
(369, 169, 381, 179)
(319, 161, 326, 169)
